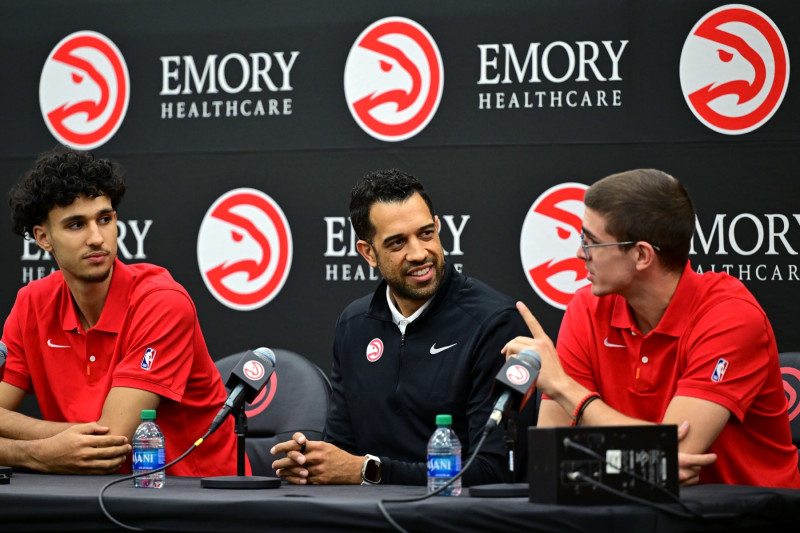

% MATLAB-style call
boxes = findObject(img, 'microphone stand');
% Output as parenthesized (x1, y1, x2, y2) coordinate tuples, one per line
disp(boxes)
(468, 416, 529, 497)
(200, 403, 281, 489)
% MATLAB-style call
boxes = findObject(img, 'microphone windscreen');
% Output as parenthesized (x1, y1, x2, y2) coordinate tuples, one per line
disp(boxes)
(517, 349, 542, 370)
(253, 347, 276, 365)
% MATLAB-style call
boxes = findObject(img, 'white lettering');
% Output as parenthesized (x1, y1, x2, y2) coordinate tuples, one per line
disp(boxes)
(183, 54, 218, 94)
(729, 214, 763, 256)
(22, 238, 51, 260)
(441, 215, 470, 256)
(325, 264, 338, 281)
(766, 214, 797, 255)
(477, 44, 500, 84)
(542, 41, 575, 83)
(477, 40, 627, 85)
(218, 53, 250, 94)
(160, 56, 182, 95)
(324, 217, 347, 257)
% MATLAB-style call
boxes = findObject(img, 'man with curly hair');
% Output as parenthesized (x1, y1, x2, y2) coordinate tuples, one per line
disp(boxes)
(0, 146, 241, 476)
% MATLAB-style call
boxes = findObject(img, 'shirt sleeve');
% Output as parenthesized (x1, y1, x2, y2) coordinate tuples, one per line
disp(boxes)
(674, 297, 772, 422)
(324, 316, 358, 454)
(1, 287, 31, 391)
(110, 288, 198, 402)
(553, 292, 600, 394)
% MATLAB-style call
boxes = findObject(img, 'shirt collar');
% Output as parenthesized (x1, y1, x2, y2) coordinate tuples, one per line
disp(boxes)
(610, 261, 697, 338)
(91, 258, 134, 333)
(386, 286, 432, 335)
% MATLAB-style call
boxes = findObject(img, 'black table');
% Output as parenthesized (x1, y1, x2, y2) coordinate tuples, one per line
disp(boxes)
(2, 473, 799, 532)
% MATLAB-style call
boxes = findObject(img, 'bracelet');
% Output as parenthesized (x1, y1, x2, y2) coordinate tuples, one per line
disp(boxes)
(571, 392, 601, 426)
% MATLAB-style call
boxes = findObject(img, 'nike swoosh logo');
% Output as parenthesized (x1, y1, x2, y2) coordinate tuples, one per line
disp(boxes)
(603, 338, 626, 348)
(430, 343, 457, 355)
(47, 339, 71, 349)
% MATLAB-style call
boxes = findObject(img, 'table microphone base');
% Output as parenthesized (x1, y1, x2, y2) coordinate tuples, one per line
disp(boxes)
(468, 482, 528, 498)
(200, 475, 281, 489)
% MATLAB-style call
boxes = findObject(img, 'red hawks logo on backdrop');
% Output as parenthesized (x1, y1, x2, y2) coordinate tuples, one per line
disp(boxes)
(783, 366, 800, 422)
(244, 373, 278, 419)
(679, 4, 789, 135)
(520, 183, 589, 310)
(344, 17, 444, 142)
(197, 188, 293, 311)
(39, 31, 130, 150)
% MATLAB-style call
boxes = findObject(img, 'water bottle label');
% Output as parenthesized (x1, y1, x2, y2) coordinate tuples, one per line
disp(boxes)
(427, 454, 461, 478)
(133, 449, 166, 471)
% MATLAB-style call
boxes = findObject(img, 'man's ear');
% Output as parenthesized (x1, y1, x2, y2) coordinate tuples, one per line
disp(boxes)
(435, 215, 440, 233)
(356, 240, 378, 268)
(634, 242, 658, 272)
(32, 224, 53, 252)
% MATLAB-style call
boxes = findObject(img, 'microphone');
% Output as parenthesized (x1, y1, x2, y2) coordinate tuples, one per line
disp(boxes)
(486, 349, 542, 431)
(207, 347, 276, 435)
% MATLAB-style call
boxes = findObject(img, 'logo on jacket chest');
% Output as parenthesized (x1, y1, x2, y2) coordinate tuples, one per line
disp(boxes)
(366, 338, 384, 362)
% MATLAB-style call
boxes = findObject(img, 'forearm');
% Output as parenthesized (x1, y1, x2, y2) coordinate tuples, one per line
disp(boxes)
(0, 436, 43, 470)
(0, 408, 74, 440)
(544, 378, 650, 427)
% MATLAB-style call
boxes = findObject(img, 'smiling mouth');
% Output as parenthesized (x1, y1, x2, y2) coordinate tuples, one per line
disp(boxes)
(407, 265, 432, 278)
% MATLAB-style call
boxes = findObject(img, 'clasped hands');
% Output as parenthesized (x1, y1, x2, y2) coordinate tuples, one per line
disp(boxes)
(270, 432, 365, 485)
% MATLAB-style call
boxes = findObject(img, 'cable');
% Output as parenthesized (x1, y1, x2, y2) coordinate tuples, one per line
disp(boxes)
(97, 429, 211, 531)
(562, 437, 722, 520)
(376, 429, 490, 533)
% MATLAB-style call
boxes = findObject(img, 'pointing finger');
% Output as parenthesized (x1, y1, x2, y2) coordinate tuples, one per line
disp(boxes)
(516, 301, 549, 340)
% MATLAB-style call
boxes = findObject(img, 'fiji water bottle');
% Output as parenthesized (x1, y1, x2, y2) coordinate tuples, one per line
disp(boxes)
(132, 409, 166, 488)
(427, 414, 462, 496)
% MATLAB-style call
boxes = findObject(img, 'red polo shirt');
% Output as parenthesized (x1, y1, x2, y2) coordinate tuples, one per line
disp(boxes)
(1, 259, 242, 477)
(557, 262, 800, 488)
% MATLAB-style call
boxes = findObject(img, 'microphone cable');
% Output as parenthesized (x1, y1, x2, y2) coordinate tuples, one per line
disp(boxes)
(97, 428, 213, 531)
(562, 438, 739, 521)
(377, 428, 490, 533)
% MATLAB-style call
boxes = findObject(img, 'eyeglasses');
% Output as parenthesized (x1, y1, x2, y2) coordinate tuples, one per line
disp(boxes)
(579, 232, 660, 257)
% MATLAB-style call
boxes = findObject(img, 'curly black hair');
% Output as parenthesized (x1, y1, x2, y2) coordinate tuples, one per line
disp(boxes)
(9, 146, 127, 238)
(349, 169, 434, 243)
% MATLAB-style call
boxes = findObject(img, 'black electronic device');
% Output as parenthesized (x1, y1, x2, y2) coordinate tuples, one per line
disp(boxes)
(528, 425, 678, 505)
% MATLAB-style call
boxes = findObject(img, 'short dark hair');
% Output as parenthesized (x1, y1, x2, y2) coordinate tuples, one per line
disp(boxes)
(9, 146, 127, 239)
(349, 169, 434, 243)
(584, 169, 695, 272)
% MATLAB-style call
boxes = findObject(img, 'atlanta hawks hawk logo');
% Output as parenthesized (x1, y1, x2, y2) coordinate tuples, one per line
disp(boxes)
(39, 31, 130, 149)
(344, 17, 444, 142)
(679, 5, 789, 134)
(520, 183, 589, 310)
(197, 188, 293, 311)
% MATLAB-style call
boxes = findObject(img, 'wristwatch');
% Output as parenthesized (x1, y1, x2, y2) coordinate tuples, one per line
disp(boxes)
(361, 454, 382, 485)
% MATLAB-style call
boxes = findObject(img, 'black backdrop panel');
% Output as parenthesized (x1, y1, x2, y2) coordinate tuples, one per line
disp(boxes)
(1, 1, 798, 385)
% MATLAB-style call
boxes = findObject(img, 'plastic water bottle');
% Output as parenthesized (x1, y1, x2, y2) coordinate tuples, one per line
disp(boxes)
(427, 414, 462, 496)
(132, 409, 166, 488)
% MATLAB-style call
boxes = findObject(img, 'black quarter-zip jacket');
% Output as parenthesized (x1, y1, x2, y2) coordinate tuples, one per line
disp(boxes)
(326, 263, 530, 485)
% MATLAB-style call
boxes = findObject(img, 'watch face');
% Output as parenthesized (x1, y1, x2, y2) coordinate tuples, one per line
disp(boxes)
(364, 458, 381, 482)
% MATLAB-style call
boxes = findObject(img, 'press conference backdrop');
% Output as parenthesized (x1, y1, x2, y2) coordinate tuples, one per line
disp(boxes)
(1, 1, 799, 392)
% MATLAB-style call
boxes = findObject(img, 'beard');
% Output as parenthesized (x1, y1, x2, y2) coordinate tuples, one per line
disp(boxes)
(79, 266, 113, 283)
(378, 254, 446, 302)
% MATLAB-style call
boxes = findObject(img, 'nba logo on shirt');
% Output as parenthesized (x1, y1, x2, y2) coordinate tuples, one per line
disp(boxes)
(711, 358, 728, 382)
(140, 348, 157, 370)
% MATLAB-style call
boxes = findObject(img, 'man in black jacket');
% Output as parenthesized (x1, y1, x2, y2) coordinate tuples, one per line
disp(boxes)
(271, 169, 529, 485)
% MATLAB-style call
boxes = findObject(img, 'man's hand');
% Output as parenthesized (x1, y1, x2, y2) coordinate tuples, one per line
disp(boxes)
(27, 422, 130, 475)
(270, 432, 365, 485)
(501, 301, 569, 398)
(676, 421, 717, 486)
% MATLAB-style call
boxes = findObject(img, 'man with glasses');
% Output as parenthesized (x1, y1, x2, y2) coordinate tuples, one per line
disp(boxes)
(504, 168, 800, 488)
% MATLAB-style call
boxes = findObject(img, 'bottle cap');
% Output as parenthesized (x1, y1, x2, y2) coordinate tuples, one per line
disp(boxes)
(435, 414, 452, 425)
(141, 409, 157, 420)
